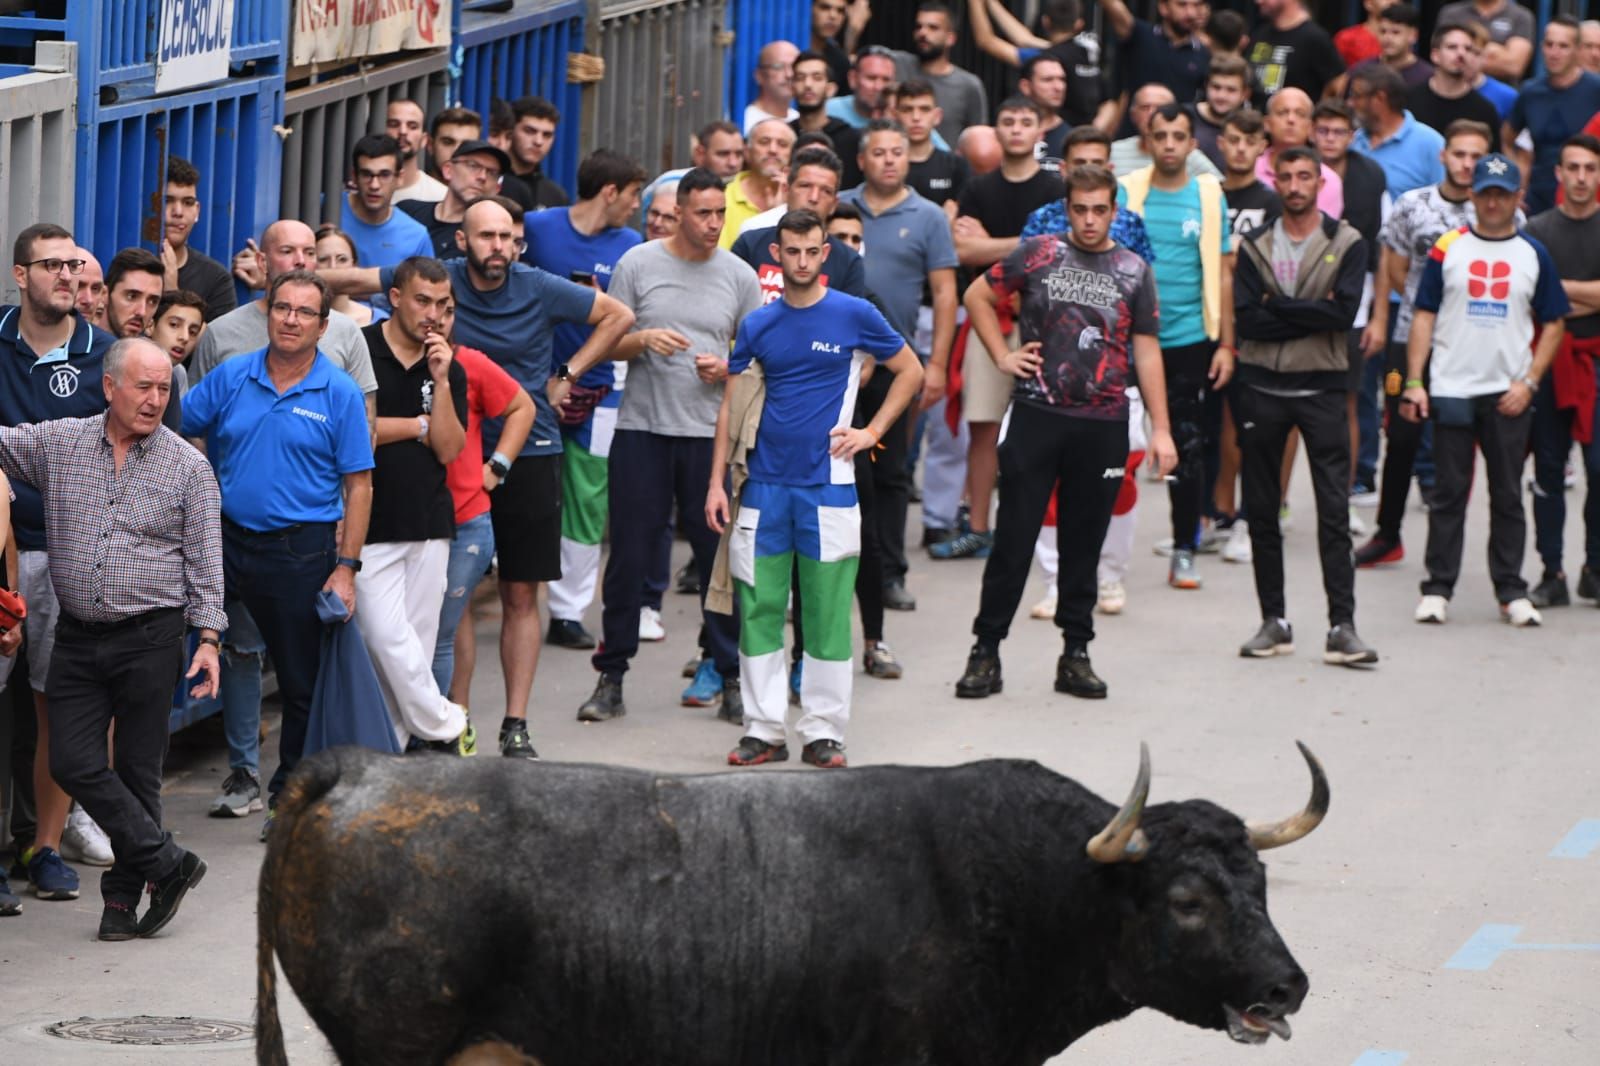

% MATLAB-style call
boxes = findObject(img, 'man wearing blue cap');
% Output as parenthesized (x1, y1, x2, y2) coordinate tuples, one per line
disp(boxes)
(1401, 152, 1570, 627)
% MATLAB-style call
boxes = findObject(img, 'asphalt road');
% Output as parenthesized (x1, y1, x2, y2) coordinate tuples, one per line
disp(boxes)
(3, 459, 1597, 1065)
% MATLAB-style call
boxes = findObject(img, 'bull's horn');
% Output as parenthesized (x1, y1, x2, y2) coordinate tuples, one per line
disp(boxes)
(1086, 743, 1151, 864)
(1247, 741, 1329, 851)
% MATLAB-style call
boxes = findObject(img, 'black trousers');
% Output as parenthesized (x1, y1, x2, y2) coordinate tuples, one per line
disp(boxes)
(1375, 342, 1427, 542)
(596, 430, 739, 677)
(973, 404, 1127, 648)
(1422, 398, 1532, 603)
(47, 608, 186, 906)
(860, 371, 913, 585)
(1164, 341, 1215, 548)
(1234, 386, 1356, 627)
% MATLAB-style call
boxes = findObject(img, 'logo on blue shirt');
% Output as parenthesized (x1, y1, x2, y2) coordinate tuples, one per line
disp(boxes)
(811, 341, 843, 354)
(48, 366, 79, 398)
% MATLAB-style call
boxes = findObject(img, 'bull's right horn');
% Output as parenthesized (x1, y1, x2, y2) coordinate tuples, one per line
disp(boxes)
(1247, 741, 1330, 851)
(1086, 743, 1151, 864)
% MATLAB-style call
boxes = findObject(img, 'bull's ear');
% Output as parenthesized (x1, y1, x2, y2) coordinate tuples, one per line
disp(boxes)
(1086, 743, 1151, 864)
(1247, 741, 1329, 851)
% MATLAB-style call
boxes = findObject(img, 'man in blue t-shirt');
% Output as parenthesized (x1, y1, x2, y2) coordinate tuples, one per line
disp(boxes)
(180, 270, 374, 819)
(1120, 103, 1235, 591)
(339, 135, 434, 276)
(1506, 17, 1600, 214)
(708, 209, 921, 769)
(323, 196, 635, 759)
(524, 150, 646, 652)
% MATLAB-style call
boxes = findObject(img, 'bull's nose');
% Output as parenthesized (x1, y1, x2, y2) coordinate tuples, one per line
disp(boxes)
(1262, 970, 1309, 1014)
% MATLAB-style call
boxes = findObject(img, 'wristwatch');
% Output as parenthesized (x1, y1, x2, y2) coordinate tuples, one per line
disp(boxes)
(555, 363, 573, 382)
(336, 556, 363, 572)
(488, 454, 512, 480)
(1521, 374, 1539, 390)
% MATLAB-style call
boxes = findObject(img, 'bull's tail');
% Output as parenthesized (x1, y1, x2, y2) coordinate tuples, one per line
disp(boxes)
(256, 749, 348, 1066)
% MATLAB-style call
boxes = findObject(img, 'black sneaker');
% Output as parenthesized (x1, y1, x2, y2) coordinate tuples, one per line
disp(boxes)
(1324, 624, 1379, 666)
(1578, 565, 1598, 601)
(675, 562, 699, 595)
(98, 900, 138, 941)
(577, 675, 626, 722)
(717, 677, 744, 726)
(955, 643, 1002, 698)
(1353, 535, 1403, 568)
(727, 736, 789, 766)
(1529, 572, 1571, 608)
(546, 618, 597, 649)
(801, 739, 848, 768)
(499, 720, 540, 759)
(883, 581, 917, 611)
(1055, 646, 1107, 699)
(921, 526, 956, 548)
(1240, 618, 1295, 658)
(135, 851, 206, 938)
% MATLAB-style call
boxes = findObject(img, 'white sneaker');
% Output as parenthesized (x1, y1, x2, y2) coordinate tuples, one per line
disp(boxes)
(1278, 503, 1293, 534)
(1097, 580, 1126, 615)
(1029, 590, 1057, 619)
(1221, 521, 1252, 564)
(1414, 595, 1448, 624)
(639, 606, 666, 642)
(1501, 598, 1542, 628)
(60, 804, 113, 866)
(1151, 537, 1175, 558)
(1348, 507, 1368, 537)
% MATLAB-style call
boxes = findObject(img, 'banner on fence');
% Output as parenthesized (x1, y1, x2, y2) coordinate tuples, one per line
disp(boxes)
(157, 0, 238, 93)
(292, 0, 452, 66)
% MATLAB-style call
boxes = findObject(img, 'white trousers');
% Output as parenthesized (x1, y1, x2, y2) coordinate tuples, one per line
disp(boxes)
(356, 539, 467, 743)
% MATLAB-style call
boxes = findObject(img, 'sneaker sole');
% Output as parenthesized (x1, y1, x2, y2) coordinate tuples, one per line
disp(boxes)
(1241, 644, 1294, 658)
(681, 694, 721, 708)
(98, 929, 136, 942)
(864, 663, 903, 679)
(1168, 579, 1203, 590)
(1324, 650, 1379, 665)
(209, 796, 264, 818)
(802, 755, 848, 768)
(1097, 601, 1124, 615)
(137, 858, 206, 938)
(576, 706, 626, 722)
(728, 746, 789, 766)
(59, 845, 115, 867)
(33, 884, 79, 900)
(1414, 614, 1446, 624)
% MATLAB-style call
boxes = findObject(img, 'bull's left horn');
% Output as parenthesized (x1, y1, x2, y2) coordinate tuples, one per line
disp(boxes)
(1247, 741, 1329, 851)
(1086, 743, 1151, 864)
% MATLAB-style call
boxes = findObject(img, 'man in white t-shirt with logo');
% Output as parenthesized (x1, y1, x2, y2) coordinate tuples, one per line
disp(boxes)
(1401, 152, 1569, 627)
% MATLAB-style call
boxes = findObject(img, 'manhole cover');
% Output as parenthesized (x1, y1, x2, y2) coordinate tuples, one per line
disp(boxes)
(46, 1016, 253, 1045)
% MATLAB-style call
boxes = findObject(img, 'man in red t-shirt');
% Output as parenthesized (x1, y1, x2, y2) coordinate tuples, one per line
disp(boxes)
(431, 300, 536, 704)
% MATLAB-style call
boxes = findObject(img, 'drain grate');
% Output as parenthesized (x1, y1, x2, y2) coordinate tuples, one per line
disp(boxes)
(47, 1016, 253, 1045)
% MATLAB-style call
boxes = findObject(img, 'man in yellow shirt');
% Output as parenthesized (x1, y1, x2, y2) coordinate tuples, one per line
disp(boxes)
(720, 118, 796, 248)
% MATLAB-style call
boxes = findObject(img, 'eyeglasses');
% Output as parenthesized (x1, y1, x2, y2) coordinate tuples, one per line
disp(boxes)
(24, 257, 87, 276)
(454, 157, 502, 180)
(355, 168, 397, 183)
(269, 301, 326, 322)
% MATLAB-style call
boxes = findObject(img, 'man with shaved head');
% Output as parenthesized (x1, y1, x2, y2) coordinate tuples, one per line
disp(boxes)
(1111, 83, 1225, 178)
(1260, 88, 1346, 217)
(188, 218, 377, 828)
(322, 194, 634, 759)
(746, 41, 801, 133)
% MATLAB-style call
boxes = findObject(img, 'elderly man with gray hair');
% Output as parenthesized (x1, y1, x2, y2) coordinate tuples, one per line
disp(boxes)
(0, 336, 225, 942)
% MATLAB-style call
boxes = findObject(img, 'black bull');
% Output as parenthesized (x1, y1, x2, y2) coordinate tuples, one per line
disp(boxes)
(257, 742, 1328, 1065)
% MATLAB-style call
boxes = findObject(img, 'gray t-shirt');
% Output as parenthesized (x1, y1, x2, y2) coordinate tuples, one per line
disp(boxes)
(610, 240, 761, 438)
(892, 51, 988, 147)
(189, 300, 378, 393)
(1525, 208, 1600, 339)
(1437, 0, 1535, 46)
(838, 186, 959, 346)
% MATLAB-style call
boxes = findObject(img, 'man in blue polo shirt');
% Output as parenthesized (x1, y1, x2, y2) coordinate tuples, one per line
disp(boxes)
(324, 195, 634, 759)
(524, 149, 646, 651)
(180, 270, 373, 829)
(0, 222, 184, 902)
(1349, 64, 1445, 196)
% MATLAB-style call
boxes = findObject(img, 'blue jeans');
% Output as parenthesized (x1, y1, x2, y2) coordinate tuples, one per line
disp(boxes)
(1530, 377, 1600, 575)
(432, 512, 496, 694)
(219, 598, 265, 775)
(224, 520, 336, 807)
(1355, 338, 1384, 489)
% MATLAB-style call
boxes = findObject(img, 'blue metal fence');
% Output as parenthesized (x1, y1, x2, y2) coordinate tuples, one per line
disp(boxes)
(76, 72, 284, 270)
(454, 0, 588, 194)
(723, 0, 808, 125)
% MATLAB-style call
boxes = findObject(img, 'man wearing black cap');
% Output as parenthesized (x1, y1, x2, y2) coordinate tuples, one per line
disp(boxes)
(1401, 152, 1570, 628)
(400, 140, 513, 259)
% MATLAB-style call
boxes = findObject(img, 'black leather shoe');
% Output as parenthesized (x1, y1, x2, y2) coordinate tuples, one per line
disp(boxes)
(547, 618, 597, 649)
(1055, 646, 1107, 699)
(717, 678, 744, 725)
(98, 901, 138, 941)
(883, 581, 917, 611)
(576, 675, 626, 722)
(136, 851, 206, 938)
(955, 643, 1002, 698)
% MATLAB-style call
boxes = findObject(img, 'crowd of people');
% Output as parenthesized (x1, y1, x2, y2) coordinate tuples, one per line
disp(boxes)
(2, 0, 1599, 940)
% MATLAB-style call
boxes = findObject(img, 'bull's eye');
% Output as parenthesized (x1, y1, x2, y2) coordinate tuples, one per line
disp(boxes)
(1168, 893, 1208, 928)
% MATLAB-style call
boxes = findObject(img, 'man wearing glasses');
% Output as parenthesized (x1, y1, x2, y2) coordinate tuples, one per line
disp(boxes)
(340, 134, 434, 276)
(0, 225, 185, 908)
(181, 270, 374, 831)
(399, 139, 514, 259)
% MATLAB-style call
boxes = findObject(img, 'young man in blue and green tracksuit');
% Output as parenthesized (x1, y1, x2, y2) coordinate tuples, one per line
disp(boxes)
(707, 209, 922, 768)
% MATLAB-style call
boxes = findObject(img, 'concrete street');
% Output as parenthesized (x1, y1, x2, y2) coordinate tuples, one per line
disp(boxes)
(2, 463, 1597, 1065)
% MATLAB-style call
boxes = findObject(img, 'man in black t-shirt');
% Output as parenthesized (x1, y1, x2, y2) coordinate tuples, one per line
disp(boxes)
(792, 52, 863, 190)
(895, 79, 969, 219)
(357, 257, 474, 755)
(1248, 0, 1345, 102)
(399, 140, 511, 259)
(1408, 23, 1503, 151)
(1019, 54, 1073, 170)
(162, 156, 236, 322)
(1102, 0, 1211, 129)
(937, 98, 1066, 562)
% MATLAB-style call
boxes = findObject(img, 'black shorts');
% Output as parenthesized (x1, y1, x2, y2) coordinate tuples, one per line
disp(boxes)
(490, 454, 563, 583)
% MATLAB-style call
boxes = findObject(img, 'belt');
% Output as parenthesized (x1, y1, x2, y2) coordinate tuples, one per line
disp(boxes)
(60, 606, 182, 636)
(223, 517, 333, 538)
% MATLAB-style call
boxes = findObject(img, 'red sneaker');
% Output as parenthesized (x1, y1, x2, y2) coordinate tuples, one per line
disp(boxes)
(728, 736, 788, 767)
(801, 739, 848, 769)
(1353, 536, 1403, 567)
